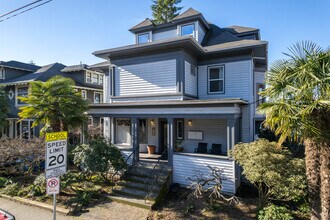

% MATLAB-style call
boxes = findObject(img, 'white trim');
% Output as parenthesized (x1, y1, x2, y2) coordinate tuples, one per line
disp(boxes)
(207, 65, 225, 94)
(81, 90, 87, 99)
(135, 31, 152, 44)
(94, 91, 103, 103)
(15, 85, 29, 107)
(0, 67, 5, 79)
(178, 23, 196, 39)
(85, 70, 104, 85)
(73, 85, 102, 92)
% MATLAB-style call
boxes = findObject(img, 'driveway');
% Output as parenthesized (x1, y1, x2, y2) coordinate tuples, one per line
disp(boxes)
(0, 197, 149, 220)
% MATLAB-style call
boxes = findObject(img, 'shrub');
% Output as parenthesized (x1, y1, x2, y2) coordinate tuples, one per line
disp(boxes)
(30, 174, 46, 196)
(73, 138, 126, 181)
(258, 204, 293, 220)
(232, 139, 307, 207)
(0, 177, 8, 187)
(1, 183, 20, 196)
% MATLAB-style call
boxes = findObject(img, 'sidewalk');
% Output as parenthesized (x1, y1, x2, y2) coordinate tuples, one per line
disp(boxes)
(0, 197, 149, 220)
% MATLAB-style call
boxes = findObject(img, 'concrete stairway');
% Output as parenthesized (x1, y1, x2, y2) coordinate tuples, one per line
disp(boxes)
(110, 160, 172, 210)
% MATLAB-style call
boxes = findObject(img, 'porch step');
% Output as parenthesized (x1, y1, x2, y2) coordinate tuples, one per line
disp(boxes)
(110, 160, 172, 210)
(113, 186, 157, 201)
(109, 193, 154, 210)
(119, 181, 161, 192)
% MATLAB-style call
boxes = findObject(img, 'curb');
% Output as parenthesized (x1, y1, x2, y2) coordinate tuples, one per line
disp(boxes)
(0, 194, 70, 215)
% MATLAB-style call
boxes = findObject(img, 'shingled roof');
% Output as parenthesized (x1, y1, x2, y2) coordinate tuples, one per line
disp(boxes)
(129, 18, 154, 31)
(172, 7, 201, 20)
(224, 25, 259, 34)
(0, 60, 40, 72)
(61, 64, 89, 72)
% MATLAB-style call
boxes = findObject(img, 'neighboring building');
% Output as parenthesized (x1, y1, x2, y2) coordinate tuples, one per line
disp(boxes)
(89, 8, 267, 194)
(0, 61, 104, 140)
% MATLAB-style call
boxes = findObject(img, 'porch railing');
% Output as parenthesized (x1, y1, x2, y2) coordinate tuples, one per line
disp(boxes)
(144, 149, 168, 203)
(110, 147, 138, 188)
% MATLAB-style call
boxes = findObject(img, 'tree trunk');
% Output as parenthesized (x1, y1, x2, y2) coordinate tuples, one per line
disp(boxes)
(320, 141, 330, 220)
(304, 138, 321, 220)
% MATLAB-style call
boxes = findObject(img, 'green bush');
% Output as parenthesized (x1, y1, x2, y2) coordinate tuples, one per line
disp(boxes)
(1, 183, 20, 196)
(0, 177, 8, 187)
(258, 204, 293, 220)
(73, 138, 126, 181)
(232, 139, 307, 207)
(31, 174, 46, 196)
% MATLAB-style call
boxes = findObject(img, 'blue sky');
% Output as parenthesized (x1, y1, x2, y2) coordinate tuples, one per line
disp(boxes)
(1, 0, 329, 66)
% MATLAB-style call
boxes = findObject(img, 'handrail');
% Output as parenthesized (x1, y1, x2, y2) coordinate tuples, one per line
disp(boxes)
(111, 147, 139, 186)
(144, 149, 168, 202)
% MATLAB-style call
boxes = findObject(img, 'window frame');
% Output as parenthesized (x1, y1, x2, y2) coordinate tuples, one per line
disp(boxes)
(81, 90, 87, 99)
(207, 65, 225, 94)
(16, 119, 34, 140)
(256, 83, 265, 107)
(94, 92, 102, 103)
(115, 118, 131, 145)
(86, 70, 104, 85)
(179, 23, 195, 37)
(15, 85, 29, 106)
(0, 67, 5, 79)
(176, 120, 184, 140)
(137, 32, 151, 44)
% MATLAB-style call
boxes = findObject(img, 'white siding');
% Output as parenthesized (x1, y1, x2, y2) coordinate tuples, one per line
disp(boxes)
(115, 59, 177, 96)
(111, 95, 183, 103)
(173, 154, 238, 194)
(198, 60, 252, 101)
(182, 119, 227, 154)
(184, 61, 197, 96)
(153, 29, 177, 41)
(103, 74, 110, 103)
(197, 22, 206, 43)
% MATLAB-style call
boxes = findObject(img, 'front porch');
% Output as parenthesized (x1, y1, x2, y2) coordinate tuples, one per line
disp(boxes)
(88, 99, 246, 194)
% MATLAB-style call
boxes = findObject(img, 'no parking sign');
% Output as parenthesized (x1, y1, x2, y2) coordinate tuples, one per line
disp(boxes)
(46, 177, 60, 195)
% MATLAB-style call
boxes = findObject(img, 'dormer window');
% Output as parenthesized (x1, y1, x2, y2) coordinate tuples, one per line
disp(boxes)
(180, 23, 195, 37)
(137, 33, 150, 44)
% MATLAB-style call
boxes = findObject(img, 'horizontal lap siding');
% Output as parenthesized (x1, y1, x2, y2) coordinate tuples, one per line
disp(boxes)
(184, 61, 197, 96)
(153, 29, 177, 41)
(198, 60, 251, 100)
(173, 154, 236, 194)
(115, 59, 177, 96)
(182, 119, 227, 154)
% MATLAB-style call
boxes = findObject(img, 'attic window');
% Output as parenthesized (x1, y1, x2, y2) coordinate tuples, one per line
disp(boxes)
(0, 67, 5, 79)
(137, 33, 150, 44)
(181, 24, 195, 37)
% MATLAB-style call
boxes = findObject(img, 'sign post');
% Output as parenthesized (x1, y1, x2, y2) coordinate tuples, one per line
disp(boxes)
(45, 131, 68, 220)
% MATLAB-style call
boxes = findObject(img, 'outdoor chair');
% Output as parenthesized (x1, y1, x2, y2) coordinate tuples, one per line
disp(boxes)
(209, 143, 222, 155)
(194, 142, 208, 154)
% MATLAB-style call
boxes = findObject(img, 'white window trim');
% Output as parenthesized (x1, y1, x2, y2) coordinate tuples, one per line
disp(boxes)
(135, 31, 152, 44)
(15, 85, 29, 107)
(0, 67, 5, 79)
(81, 90, 87, 99)
(85, 70, 104, 85)
(94, 91, 102, 103)
(178, 23, 196, 38)
(207, 65, 225, 94)
(17, 119, 34, 140)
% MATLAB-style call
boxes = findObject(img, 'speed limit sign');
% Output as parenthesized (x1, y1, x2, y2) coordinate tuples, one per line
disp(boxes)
(45, 131, 68, 179)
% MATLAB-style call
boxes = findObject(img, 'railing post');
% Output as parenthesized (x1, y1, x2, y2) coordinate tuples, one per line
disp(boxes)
(131, 117, 139, 163)
(227, 119, 236, 156)
(167, 117, 174, 166)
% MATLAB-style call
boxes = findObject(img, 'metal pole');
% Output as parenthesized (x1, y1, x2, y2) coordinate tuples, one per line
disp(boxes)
(53, 193, 56, 220)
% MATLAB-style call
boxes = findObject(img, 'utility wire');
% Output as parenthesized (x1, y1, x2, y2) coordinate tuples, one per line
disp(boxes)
(0, 0, 52, 23)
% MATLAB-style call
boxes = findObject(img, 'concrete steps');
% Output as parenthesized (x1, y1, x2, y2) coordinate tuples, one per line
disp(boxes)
(110, 160, 172, 210)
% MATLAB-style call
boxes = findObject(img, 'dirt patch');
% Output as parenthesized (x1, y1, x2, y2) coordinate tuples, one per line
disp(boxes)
(148, 187, 258, 220)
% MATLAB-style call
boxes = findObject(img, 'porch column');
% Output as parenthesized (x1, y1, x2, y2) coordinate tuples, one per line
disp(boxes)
(131, 117, 139, 163)
(227, 119, 236, 155)
(167, 117, 174, 166)
(110, 117, 115, 144)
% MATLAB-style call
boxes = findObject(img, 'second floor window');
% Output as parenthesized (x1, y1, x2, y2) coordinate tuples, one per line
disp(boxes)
(137, 33, 150, 44)
(16, 86, 28, 105)
(94, 92, 102, 103)
(181, 24, 195, 37)
(86, 70, 103, 85)
(81, 90, 87, 99)
(208, 66, 225, 94)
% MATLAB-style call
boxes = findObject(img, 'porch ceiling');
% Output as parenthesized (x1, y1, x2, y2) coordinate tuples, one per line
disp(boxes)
(87, 99, 246, 118)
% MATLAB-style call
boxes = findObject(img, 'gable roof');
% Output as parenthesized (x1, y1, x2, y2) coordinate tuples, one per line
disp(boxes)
(224, 25, 259, 34)
(172, 7, 201, 20)
(61, 64, 88, 72)
(0, 60, 40, 72)
(129, 18, 154, 31)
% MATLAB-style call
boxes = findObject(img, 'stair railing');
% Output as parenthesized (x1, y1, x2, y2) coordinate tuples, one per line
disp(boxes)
(144, 149, 168, 203)
(111, 147, 139, 188)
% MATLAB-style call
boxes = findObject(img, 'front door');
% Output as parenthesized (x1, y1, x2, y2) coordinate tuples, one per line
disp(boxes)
(159, 119, 168, 159)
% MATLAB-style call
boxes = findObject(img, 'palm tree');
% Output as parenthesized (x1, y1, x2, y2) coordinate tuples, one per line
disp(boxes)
(258, 41, 330, 220)
(0, 85, 9, 131)
(18, 76, 89, 133)
(151, 0, 182, 24)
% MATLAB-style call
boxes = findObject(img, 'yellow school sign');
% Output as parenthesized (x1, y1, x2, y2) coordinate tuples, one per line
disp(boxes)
(46, 131, 68, 142)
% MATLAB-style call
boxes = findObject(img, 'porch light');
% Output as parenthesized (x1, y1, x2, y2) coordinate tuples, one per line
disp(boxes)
(150, 119, 155, 126)
(188, 120, 192, 126)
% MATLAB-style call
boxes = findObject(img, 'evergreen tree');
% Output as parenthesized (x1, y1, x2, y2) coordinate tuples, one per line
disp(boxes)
(151, 0, 182, 24)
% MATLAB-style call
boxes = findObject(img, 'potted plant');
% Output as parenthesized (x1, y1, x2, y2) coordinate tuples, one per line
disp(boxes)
(147, 145, 156, 154)
(175, 140, 184, 152)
